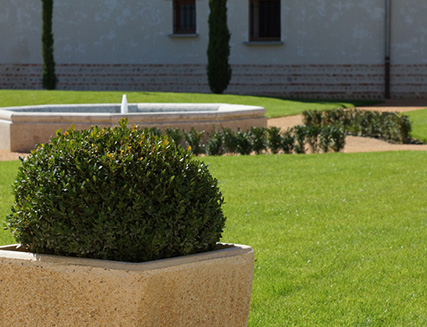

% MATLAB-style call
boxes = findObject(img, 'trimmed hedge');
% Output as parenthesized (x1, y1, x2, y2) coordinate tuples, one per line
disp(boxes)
(144, 108, 415, 156)
(302, 108, 412, 144)
(6, 119, 226, 262)
(143, 125, 347, 156)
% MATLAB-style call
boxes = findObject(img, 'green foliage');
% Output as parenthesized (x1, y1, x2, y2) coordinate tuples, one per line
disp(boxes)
(281, 129, 295, 154)
(267, 127, 282, 154)
(207, 0, 231, 94)
(306, 125, 321, 153)
(147, 127, 162, 137)
(165, 127, 184, 147)
(330, 125, 347, 152)
(222, 127, 239, 153)
(41, 0, 57, 90)
(302, 109, 322, 126)
(236, 129, 253, 155)
(184, 128, 205, 156)
(5, 120, 226, 262)
(399, 115, 412, 143)
(319, 126, 333, 153)
(302, 108, 413, 144)
(205, 129, 225, 156)
(179, 125, 346, 155)
(293, 125, 307, 154)
(249, 127, 268, 154)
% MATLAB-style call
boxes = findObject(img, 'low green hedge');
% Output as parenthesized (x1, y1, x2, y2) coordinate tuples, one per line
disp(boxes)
(141, 125, 347, 156)
(302, 108, 413, 144)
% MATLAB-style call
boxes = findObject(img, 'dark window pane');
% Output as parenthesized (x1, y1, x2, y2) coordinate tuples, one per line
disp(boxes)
(250, 0, 281, 41)
(174, 0, 196, 34)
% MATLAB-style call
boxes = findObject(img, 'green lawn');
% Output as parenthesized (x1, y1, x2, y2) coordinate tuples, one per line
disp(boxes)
(202, 152, 427, 326)
(407, 108, 427, 143)
(0, 160, 20, 245)
(0, 90, 378, 118)
(1, 151, 427, 325)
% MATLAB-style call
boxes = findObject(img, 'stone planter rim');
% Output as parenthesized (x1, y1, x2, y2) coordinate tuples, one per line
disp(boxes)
(0, 242, 253, 272)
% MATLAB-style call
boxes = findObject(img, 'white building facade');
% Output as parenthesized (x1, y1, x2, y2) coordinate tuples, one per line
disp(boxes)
(1, 0, 427, 99)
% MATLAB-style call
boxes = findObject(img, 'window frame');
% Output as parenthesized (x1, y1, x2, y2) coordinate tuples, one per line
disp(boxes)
(249, 0, 281, 42)
(173, 0, 197, 35)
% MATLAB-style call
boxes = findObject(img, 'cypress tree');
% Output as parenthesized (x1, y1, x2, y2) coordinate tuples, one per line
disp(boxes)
(41, 0, 57, 90)
(207, 0, 231, 94)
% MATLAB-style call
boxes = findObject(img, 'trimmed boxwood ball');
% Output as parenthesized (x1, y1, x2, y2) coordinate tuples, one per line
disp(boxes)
(6, 119, 226, 262)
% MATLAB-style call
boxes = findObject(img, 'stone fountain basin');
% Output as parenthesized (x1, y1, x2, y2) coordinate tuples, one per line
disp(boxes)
(0, 103, 267, 152)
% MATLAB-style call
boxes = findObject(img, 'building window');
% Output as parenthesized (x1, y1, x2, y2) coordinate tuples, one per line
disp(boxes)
(173, 0, 196, 34)
(249, 0, 281, 41)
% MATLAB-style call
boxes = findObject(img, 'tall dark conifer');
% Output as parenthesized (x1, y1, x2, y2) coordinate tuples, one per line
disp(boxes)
(41, 0, 57, 90)
(207, 0, 231, 94)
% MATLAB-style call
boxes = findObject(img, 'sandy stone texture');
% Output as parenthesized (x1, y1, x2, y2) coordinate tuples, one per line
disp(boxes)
(0, 244, 254, 327)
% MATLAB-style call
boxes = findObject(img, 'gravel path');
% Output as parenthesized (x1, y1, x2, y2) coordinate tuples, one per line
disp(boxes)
(0, 150, 29, 161)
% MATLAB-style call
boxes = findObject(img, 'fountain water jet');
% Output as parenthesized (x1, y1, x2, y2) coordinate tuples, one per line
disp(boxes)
(121, 94, 128, 114)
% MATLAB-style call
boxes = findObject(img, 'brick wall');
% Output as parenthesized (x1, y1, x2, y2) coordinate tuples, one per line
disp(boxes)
(0, 64, 211, 93)
(1, 63, 427, 99)
(0, 64, 43, 90)
(228, 64, 385, 99)
(391, 64, 427, 98)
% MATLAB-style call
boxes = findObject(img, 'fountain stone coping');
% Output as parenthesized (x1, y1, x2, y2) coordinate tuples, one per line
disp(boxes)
(0, 103, 267, 152)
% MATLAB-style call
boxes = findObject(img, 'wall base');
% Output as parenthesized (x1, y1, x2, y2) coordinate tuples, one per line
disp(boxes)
(2, 63, 427, 99)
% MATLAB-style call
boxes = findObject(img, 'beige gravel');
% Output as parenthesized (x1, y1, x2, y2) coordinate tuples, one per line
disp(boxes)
(0, 150, 29, 161)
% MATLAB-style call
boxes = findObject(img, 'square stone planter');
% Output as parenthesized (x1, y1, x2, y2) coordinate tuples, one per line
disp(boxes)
(0, 243, 254, 326)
